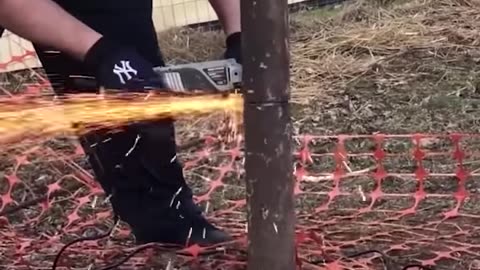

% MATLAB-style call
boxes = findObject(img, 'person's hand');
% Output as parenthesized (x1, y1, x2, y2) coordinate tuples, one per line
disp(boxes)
(83, 36, 167, 92)
(224, 32, 242, 64)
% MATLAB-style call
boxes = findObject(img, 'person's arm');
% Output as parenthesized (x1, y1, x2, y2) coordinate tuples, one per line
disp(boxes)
(208, 0, 241, 35)
(0, 0, 102, 61)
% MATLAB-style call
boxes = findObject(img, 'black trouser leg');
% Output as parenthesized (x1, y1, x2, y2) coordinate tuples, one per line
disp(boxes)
(31, 46, 224, 245)
(32, 43, 188, 197)
(31, 10, 230, 245)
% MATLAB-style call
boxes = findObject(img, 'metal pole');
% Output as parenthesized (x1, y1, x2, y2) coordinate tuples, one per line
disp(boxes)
(241, 0, 296, 268)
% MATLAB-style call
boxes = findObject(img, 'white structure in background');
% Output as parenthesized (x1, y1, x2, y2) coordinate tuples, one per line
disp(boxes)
(0, 0, 308, 73)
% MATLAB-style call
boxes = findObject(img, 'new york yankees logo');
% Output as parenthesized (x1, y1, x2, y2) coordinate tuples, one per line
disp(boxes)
(113, 60, 138, 84)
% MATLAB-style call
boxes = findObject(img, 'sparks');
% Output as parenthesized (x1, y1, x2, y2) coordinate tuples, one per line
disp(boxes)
(0, 92, 243, 145)
(125, 135, 141, 157)
(170, 187, 183, 207)
(273, 222, 278, 234)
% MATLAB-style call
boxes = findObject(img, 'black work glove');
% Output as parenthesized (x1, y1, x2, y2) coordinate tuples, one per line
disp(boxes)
(83, 37, 166, 91)
(224, 32, 242, 64)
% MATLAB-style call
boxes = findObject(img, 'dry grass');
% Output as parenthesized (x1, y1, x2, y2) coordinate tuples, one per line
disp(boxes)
(290, 0, 480, 105)
(280, 0, 480, 136)
(156, 0, 480, 115)
(158, 26, 226, 64)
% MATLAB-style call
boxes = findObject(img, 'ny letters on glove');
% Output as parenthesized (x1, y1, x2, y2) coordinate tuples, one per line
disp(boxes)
(84, 37, 166, 92)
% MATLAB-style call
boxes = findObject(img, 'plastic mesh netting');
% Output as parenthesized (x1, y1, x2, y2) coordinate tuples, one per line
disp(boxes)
(1, 35, 480, 270)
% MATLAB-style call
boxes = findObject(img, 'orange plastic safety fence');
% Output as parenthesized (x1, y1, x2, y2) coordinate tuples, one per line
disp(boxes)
(3, 132, 480, 270)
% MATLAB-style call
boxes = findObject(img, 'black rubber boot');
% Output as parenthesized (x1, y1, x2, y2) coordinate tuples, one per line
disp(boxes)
(79, 119, 232, 247)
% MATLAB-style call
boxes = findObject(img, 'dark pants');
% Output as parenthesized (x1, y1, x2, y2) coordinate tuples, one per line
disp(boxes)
(32, 1, 194, 237)
(0, 1, 230, 245)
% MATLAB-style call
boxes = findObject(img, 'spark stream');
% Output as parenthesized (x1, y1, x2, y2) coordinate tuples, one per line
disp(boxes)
(0, 92, 243, 145)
